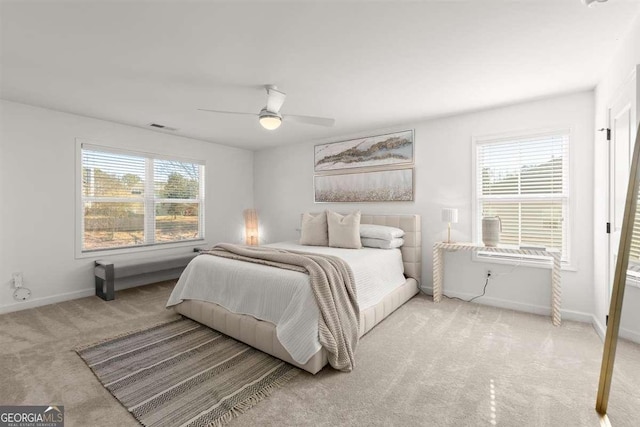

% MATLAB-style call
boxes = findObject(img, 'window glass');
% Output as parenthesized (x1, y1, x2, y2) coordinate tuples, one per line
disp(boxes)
(476, 131, 570, 262)
(80, 145, 204, 252)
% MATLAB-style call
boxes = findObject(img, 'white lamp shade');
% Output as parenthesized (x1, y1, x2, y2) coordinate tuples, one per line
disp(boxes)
(441, 208, 459, 223)
(259, 115, 282, 130)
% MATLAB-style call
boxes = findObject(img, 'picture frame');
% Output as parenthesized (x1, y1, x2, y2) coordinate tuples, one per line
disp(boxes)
(314, 168, 414, 203)
(314, 130, 414, 172)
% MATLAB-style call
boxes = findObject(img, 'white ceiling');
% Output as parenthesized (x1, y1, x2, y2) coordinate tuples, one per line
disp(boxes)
(1, 0, 639, 151)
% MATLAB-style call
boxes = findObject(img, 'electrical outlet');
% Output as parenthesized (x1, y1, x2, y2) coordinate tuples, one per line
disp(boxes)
(12, 272, 23, 288)
(486, 270, 492, 278)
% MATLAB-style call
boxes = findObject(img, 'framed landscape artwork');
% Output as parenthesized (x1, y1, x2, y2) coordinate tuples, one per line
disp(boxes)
(314, 168, 414, 203)
(314, 130, 414, 172)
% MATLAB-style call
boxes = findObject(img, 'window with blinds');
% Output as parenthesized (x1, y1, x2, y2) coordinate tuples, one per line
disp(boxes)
(80, 144, 204, 252)
(475, 130, 570, 263)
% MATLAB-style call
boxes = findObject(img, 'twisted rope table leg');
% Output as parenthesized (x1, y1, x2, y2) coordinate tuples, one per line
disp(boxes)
(551, 254, 562, 326)
(433, 246, 443, 302)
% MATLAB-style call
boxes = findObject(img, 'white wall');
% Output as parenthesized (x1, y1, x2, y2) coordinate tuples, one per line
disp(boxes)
(593, 14, 640, 340)
(0, 100, 254, 312)
(254, 91, 595, 320)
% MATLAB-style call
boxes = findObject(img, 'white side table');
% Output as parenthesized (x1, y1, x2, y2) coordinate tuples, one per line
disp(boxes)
(432, 242, 562, 326)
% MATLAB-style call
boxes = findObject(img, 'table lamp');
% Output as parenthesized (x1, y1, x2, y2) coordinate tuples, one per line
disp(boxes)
(441, 208, 458, 243)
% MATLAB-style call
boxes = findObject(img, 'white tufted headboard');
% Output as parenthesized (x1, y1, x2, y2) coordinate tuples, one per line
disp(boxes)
(359, 214, 422, 283)
(306, 213, 422, 283)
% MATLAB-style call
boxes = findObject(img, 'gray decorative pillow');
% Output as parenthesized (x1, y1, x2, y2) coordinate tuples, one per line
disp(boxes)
(327, 210, 362, 249)
(300, 212, 328, 246)
(361, 237, 404, 249)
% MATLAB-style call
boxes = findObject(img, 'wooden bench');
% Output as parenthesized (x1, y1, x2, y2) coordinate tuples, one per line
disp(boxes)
(94, 253, 198, 301)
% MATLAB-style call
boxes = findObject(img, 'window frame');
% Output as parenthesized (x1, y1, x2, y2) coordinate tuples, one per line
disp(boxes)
(471, 127, 575, 270)
(75, 139, 206, 258)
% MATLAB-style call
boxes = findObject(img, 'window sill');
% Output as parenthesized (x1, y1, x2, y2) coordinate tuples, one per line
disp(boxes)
(75, 239, 206, 259)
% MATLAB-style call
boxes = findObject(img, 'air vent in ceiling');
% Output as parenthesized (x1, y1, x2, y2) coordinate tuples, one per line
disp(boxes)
(148, 123, 178, 131)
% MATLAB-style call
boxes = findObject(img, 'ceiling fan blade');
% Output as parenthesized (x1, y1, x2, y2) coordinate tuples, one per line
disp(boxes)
(197, 109, 258, 117)
(284, 114, 335, 127)
(266, 87, 286, 113)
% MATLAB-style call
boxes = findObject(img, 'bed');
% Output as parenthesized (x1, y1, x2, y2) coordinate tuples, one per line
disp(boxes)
(167, 214, 422, 374)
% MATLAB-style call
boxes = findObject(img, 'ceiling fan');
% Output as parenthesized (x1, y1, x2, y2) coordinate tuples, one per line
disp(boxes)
(582, 0, 608, 6)
(198, 85, 335, 130)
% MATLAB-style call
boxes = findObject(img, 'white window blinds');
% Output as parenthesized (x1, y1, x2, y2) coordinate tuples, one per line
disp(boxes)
(476, 130, 570, 262)
(81, 144, 204, 252)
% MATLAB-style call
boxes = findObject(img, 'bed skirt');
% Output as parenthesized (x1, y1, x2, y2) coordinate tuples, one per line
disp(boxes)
(174, 277, 419, 374)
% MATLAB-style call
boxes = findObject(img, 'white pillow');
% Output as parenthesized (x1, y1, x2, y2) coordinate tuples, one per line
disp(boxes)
(359, 224, 405, 240)
(361, 237, 404, 249)
(300, 212, 328, 246)
(327, 210, 362, 249)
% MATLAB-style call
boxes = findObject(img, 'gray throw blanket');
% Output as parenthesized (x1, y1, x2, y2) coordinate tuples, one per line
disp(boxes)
(202, 243, 360, 372)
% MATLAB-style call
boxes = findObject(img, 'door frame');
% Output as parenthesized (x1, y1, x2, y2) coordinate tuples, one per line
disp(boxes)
(598, 63, 640, 419)
(606, 67, 638, 309)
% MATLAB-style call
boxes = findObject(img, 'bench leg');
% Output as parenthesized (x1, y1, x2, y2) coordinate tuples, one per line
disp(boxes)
(95, 264, 115, 301)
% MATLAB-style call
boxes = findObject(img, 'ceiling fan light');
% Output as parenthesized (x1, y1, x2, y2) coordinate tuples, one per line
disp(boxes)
(259, 113, 282, 130)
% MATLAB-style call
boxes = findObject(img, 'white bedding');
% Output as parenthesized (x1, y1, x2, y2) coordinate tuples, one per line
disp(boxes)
(166, 241, 406, 364)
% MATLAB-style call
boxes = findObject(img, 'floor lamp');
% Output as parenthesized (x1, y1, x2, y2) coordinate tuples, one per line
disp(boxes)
(243, 209, 259, 246)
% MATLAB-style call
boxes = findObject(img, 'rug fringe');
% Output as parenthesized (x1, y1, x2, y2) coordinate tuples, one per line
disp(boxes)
(208, 367, 300, 427)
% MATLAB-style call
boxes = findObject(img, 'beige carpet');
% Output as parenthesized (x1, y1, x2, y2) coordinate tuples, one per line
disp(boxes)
(1, 281, 638, 426)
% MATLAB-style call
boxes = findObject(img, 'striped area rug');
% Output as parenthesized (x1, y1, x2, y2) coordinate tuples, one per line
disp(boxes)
(77, 318, 299, 427)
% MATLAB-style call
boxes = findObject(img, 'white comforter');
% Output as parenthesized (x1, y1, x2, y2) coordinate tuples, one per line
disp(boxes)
(166, 241, 406, 364)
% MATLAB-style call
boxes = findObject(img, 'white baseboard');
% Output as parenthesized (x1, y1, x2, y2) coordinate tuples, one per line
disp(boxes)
(420, 285, 433, 295)
(589, 315, 640, 344)
(591, 314, 607, 342)
(620, 326, 640, 343)
(0, 288, 95, 315)
(442, 289, 548, 316)
(591, 315, 606, 341)
(560, 308, 594, 324)
(422, 288, 593, 324)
